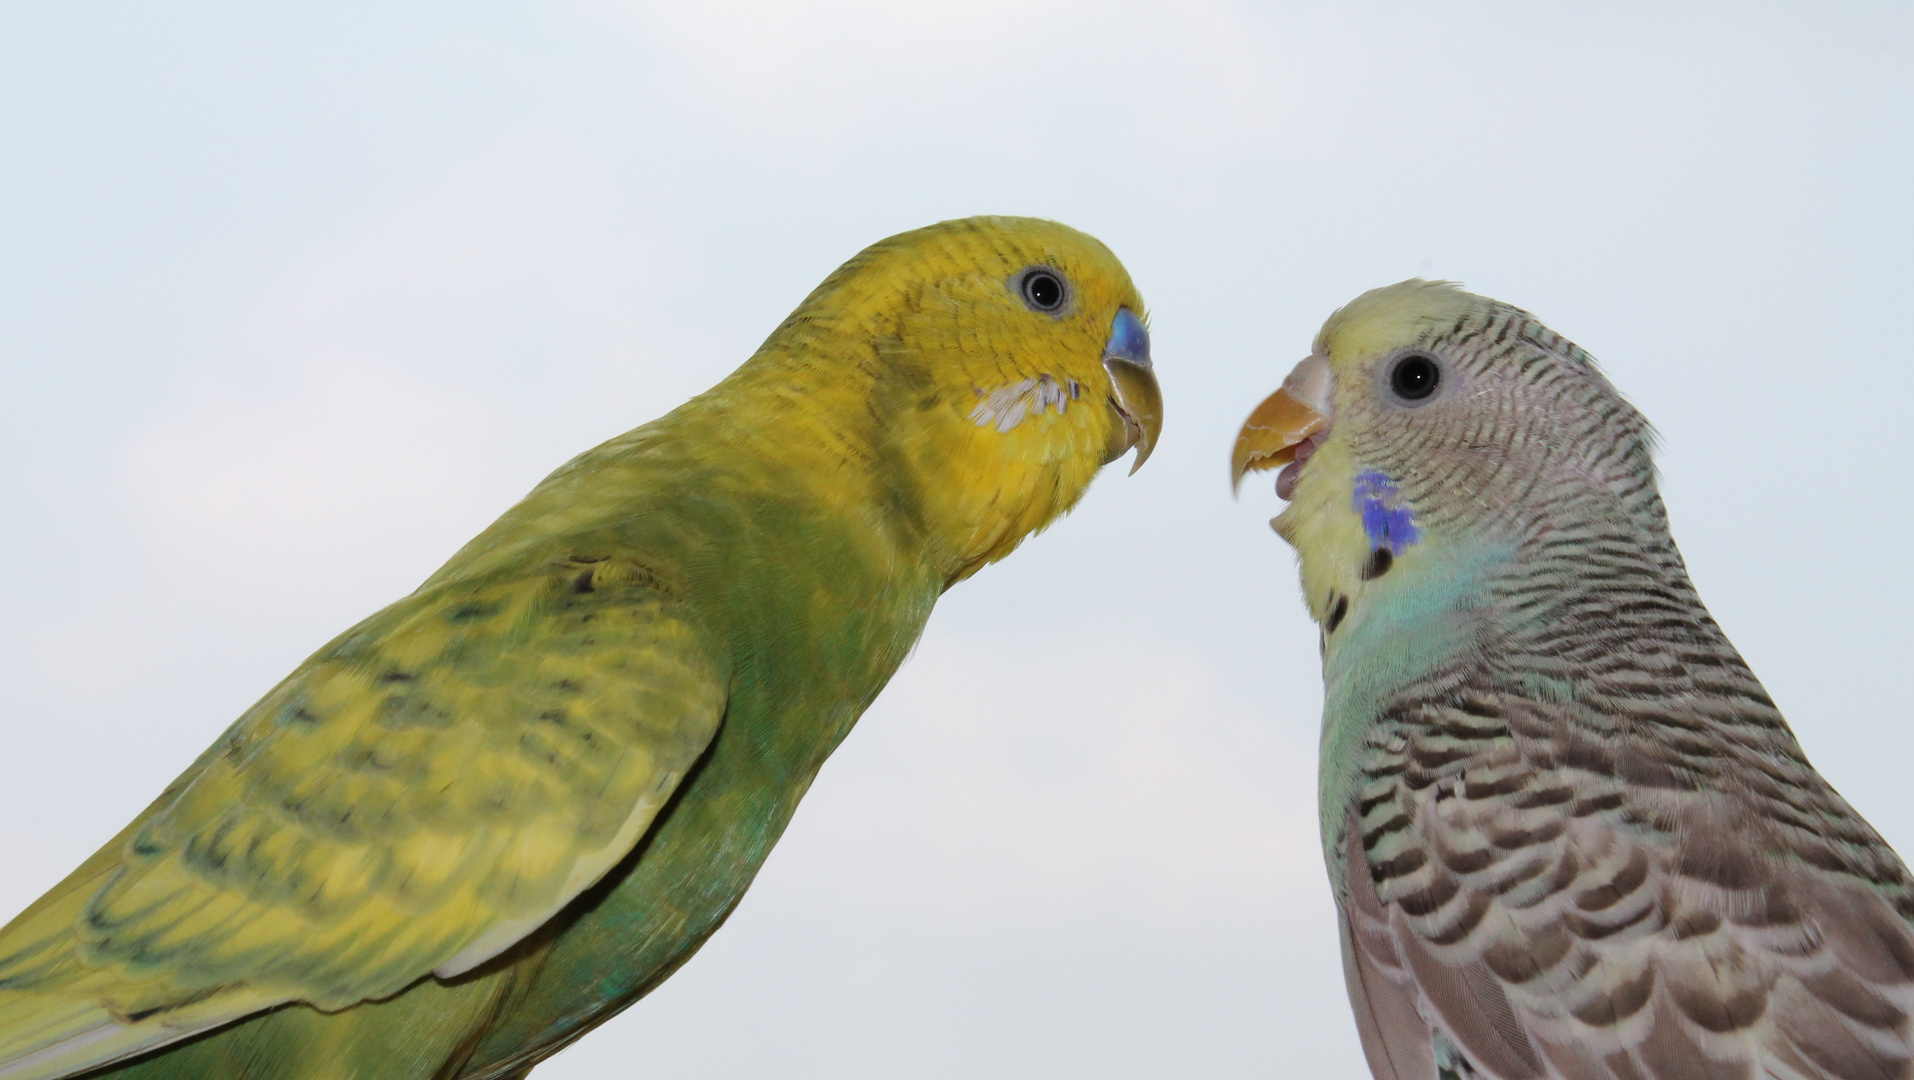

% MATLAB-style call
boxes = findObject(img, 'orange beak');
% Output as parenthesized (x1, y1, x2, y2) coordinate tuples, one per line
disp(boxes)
(1230, 354, 1333, 494)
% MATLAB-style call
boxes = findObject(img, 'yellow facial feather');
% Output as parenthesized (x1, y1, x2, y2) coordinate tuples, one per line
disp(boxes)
(1312, 278, 1474, 364)
(1273, 434, 1372, 625)
(1268, 280, 1485, 630)
(718, 216, 1149, 580)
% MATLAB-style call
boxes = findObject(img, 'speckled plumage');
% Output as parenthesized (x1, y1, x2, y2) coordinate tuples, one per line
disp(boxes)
(0, 216, 1158, 1080)
(1265, 282, 1914, 1080)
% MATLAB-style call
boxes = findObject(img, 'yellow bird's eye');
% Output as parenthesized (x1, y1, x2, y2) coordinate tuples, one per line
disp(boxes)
(1016, 267, 1069, 313)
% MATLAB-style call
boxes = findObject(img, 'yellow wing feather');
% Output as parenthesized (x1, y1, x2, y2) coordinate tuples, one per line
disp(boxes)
(0, 555, 726, 1080)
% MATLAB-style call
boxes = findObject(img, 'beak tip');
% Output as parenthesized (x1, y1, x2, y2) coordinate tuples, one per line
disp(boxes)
(1100, 353, 1162, 479)
(1125, 429, 1156, 475)
(1229, 382, 1328, 501)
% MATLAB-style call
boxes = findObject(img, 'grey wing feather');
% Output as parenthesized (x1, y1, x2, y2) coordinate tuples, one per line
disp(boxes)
(1343, 862, 1439, 1080)
(1336, 682, 1914, 1080)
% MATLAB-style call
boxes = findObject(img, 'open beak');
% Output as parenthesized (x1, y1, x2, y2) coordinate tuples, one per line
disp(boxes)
(1102, 307, 1162, 475)
(1230, 353, 1333, 495)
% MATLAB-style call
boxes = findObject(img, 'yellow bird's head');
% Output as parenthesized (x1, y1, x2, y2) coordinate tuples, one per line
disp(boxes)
(717, 215, 1162, 583)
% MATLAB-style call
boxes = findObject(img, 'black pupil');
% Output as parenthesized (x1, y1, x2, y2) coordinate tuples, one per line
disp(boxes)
(1024, 272, 1062, 310)
(1392, 355, 1439, 400)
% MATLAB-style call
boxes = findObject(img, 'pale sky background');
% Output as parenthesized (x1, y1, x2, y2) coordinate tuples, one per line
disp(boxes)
(1, 3, 1910, 1077)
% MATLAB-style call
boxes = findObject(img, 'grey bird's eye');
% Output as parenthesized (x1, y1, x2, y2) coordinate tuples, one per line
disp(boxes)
(1389, 354, 1441, 401)
(1018, 268, 1067, 312)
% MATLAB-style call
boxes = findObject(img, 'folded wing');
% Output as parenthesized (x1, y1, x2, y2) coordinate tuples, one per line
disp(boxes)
(1341, 682, 1914, 1080)
(0, 555, 726, 1080)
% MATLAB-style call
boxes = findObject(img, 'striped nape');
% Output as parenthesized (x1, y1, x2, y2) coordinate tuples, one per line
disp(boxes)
(1339, 298, 1664, 554)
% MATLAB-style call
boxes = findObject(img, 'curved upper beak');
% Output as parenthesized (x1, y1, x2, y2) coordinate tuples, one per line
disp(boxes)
(1231, 353, 1333, 494)
(1101, 307, 1162, 475)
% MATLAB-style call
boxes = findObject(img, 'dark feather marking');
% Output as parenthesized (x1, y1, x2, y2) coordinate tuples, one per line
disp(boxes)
(1462, 773, 1531, 800)
(1363, 547, 1394, 580)
(1509, 785, 1573, 809)
(1576, 848, 1650, 913)
(1570, 965, 1656, 1027)
(1441, 846, 1498, 875)
(1490, 820, 1566, 850)
(1670, 910, 1721, 939)
(1360, 789, 1400, 816)
(1426, 894, 1492, 946)
(1413, 743, 1476, 771)
(1480, 924, 1573, 984)
(1365, 814, 1414, 850)
(1398, 875, 1461, 917)
(1485, 856, 1551, 896)
(1565, 901, 1657, 941)
(1371, 849, 1429, 883)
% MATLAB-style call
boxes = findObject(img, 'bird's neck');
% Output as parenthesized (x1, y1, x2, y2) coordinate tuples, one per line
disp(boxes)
(1313, 506, 1740, 859)
(681, 335, 1096, 589)
(1319, 509, 1710, 699)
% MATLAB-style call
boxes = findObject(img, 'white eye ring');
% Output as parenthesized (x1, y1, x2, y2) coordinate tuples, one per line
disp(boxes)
(1013, 266, 1071, 314)
(1381, 351, 1445, 407)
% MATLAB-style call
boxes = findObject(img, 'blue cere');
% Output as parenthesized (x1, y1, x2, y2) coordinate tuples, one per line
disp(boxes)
(1353, 470, 1420, 553)
(1102, 307, 1152, 367)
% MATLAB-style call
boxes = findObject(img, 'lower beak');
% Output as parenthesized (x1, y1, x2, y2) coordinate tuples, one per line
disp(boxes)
(1104, 358, 1162, 474)
(1230, 354, 1333, 493)
(1102, 307, 1162, 475)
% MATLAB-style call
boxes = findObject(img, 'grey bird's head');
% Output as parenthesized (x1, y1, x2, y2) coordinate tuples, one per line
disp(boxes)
(1231, 280, 1668, 625)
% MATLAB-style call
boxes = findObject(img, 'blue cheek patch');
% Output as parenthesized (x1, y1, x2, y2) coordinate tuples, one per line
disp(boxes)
(1353, 470, 1420, 553)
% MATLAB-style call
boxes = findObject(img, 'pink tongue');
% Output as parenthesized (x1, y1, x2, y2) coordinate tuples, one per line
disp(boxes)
(1274, 432, 1327, 501)
(1275, 461, 1303, 500)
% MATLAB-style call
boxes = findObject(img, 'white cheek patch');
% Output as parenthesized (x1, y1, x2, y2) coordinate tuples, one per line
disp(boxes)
(970, 375, 1078, 433)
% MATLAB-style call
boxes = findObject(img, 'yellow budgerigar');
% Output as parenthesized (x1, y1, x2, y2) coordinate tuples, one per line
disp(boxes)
(0, 216, 1162, 1080)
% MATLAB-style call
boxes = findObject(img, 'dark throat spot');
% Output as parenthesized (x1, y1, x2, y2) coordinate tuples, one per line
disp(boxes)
(1326, 594, 1349, 634)
(1361, 547, 1393, 580)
